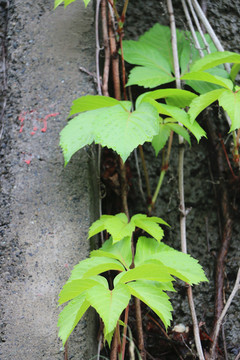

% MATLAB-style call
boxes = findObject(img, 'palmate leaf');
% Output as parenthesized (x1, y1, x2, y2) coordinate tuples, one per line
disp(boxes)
(58, 293, 90, 345)
(230, 63, 240, 81)
(127, 281, 173, 328)
(54, 0, 91, 8)
(86, 283, 131, 346)
(218, 90, 240, 132)
(59, 276, 108, 305)
(191, 51, 240, 72)
(114, 261, 174, 285)
(136, 88, 198, 108)
(188, 88, 226, 123)
(69, 95, 121, 115)
(134, 237, 208, 285)
(68, 256, 125, 281)
(127, 66, 174, 88)
(60, 101, 159, 164)
(90, 237, 132, 269)
(131, 214, 168, 241)
(88, 213, 135, 244)
(88, 213, 167, 244)
(151, 125, 171, 156)
(181, 71, 233, 90)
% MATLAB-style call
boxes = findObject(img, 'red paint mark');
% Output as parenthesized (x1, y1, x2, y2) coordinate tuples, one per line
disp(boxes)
(24, 159, 31, 165)
(64, 263, 69, 268)
(40, 112, 59, 133)
(30, 131, 36, 135)
(19, 111, 26, 133)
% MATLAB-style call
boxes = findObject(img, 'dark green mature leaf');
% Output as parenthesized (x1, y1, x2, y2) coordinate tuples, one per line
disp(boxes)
(127, 66, 174, 88)
(190, 51, 240, 72)
(58, 293, 90, 345)
(60, 101, 159, 164)
(86, 283, 131, 346)
(218, 90, 240, 132)
(134, 237, 208, 285)
(188, 88, 226, 123)
(127, 281, 173, 328)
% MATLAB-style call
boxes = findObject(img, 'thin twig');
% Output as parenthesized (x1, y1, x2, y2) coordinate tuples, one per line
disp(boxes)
(186, 0, 210, 53)
(210, 268, 240, 359)
(190, 0, 230, 72)
(64, 340, 68, 360)
(167, 1, 205, 359)
(235, 351, 240, 360)
(101, 0, 110, 97)
(95, 0, 103, 95)
(134, 149, 146, 204)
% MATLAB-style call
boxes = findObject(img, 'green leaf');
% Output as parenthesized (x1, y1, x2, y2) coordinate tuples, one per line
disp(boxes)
(151, 124, 171, 156)
(91, 237, 132, 269)
(127, 281, 173, 328)
(88, 213, 135, 244)
(122, 40, 172, 73)
(59, 276, 108, 305)
(115, 261, 174, 284)
(86, 283, 131, 346)
(188, 88, 226, 123)
(70, 95, 121, 115)
(191, 51, 240, 72)
(68, 256, 125, 281)
(181, 71, 233, 90)
(136, 89, 198, 108)
(54, 0, 64, 8)
(134, 237, 208, 285)
(166, 123, 191, 145)
(60, 102, 159, 164)
(131, 214, 167, 241)
(155, 103, 206, 141)
(230, 63, 240, 82)
(126, 66, 174, 88)
(218, 90, 240, 132)
(58, 293, 90, 345)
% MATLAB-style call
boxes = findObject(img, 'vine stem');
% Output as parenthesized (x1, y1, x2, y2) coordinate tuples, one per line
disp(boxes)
(167, 1, 205, 359)
(210, 268, 240, 359)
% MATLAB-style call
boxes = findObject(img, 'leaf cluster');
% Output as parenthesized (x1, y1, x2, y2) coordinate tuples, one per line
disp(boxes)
(58, 214, 208, 346)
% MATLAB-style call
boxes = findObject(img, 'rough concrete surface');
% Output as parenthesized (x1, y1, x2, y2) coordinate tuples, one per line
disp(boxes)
(1, 1, 97, 359)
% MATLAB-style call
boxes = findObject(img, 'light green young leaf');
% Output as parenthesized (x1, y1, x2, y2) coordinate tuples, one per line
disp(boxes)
(90, 237, 132, 269)
(166, 123, 191, 145)
(60, 101, 159, 164)
(70, 95, 122, 116)
(218, 90, 240, 132)
(59, 276, 108, 305)
(191, 51, 240, 72)
(127, 281, 173, 329)
(151, 125, 171, 156)
(126, 66, 174, 88)
(155, 103, 206, 141)
(68, 256, 125, 281)
(86, 283, 131, 346)
(181, 71, 233, 90)
(188, 88, 226, 123)
(58, 293, 90, 345)
(88, 213, 135, 244)
(230, 63, 240, 82)
(131, 214, 167, 241)
(115, 261, 174, 284)
(136, 89, 198, 109)
(134, 237, 208, 285)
